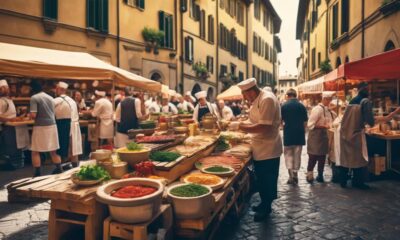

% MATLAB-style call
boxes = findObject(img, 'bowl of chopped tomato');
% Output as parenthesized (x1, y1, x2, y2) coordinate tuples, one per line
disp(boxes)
(96, 178, 164, 223)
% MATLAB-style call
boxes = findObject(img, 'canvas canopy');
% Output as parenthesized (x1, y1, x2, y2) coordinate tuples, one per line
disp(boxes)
(0, 42, 161, 92)
(297, 76, 325, 94)
(217, 85, 243, 101)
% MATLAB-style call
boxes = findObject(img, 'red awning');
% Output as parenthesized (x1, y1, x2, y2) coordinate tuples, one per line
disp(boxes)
(325, 48, 400, 82)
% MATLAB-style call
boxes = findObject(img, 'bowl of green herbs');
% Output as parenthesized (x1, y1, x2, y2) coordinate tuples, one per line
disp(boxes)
(200, 165, 235, 177)
(167, 183, 214, 219)
(71, 165, 111, 186)
(116, 142, 151, 167)
(149, 151, 183, 163)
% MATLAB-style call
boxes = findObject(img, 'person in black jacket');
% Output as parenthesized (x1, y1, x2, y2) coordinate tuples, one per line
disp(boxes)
(281, 89, 308, 184)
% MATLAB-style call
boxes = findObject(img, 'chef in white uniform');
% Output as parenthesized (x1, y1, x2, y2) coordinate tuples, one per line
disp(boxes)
(161, 95, 178, 114)
(217, 99, 234, 121)
(54, 82, 82, 167)
(177, 93, 194, 112)
(192, 91, 219, 123)
(238, 78, 282, 222)
(91, 90, 114, 145)
(0, 79, 29, 170)
(185, 91, 197, 106)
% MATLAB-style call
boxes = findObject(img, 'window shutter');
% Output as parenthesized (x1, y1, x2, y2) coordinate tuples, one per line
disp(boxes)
(168, 15, 173, 48)
(43, 0, 58, 20)
(181, 0, 188, 12)
(185, 37, 189, 61)
(195, 5, 201, 21)
(159, 11, 165, 47)
(87, 0, 94, 28)
(136, 0, 145, 9)
(101, 0, 108, 32)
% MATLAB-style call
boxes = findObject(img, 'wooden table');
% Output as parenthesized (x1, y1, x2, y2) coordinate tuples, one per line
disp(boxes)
(367, 133, 400, 174)
(7, 161, 107, 240)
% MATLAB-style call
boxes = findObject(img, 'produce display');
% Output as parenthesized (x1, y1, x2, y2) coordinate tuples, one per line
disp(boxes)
(184, 135, 216, 146)
(172, 145, 201, 157)
(220, 131, 249, 141)
(139, 120, 156, 129)
(111, 185, 157, 198)
(197, 155, 243, 171)
(134, 161, 155, 177)
(201, 165, 235, 177)
(169, 183, 210, 197)
(126, 141, 144, 151)
(215, 136, 230, 152)
(150, 151, 182, 162)
(76, 165, 111, 181)
(224, 144, 252, 158)
(182, 173, 223, 186)
(136, 135, 176, 143)
(203, 166, 231, 173)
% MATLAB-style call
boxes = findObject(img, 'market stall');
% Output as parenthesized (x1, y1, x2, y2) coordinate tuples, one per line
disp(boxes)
(7, 116, 253, 239)
(217, 85, 243, 101)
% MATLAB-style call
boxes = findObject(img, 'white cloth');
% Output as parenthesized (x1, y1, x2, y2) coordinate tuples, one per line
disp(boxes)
(115, 98, 142, 123)
(195, 91, 207, 99)
(31, 125, 59, 152)
(70, 96, 82, 156)
(220, 105, 234, 121)
(248, 90, 282, 160)
(92, 97, 114, 139)
(54, 95, 74, 119)
(284, 145, 302, 171)
(192, 102, 220, 122)
(331, 116, 342, 165)
(161, 103, 178, 114)
(307, 104, 336, 130)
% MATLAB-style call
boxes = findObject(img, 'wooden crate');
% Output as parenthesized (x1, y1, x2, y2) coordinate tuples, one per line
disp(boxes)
(103, 204, 173, 240)
(369, 156, 386, 175)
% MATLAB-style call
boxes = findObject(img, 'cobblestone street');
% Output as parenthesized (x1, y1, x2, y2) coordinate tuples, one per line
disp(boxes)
(1, 148, 400, 240)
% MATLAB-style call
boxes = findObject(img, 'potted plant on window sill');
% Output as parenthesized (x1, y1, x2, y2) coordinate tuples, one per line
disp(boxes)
(142, 27, 164, 54)
(192, 61, 209, 79)
(320, 59, 332, 74)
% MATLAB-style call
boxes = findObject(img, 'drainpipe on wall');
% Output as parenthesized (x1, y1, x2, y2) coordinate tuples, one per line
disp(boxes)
(116, 0, 120, 67)
(325, 0, 329, 60)
(361, 0, 365, 58)
(245, 3, 249, 79)
(174, 0, 179, 92)
(180, 1, 185, 93)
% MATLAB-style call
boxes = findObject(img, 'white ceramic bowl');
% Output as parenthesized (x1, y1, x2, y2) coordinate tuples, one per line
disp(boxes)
(167, 183, 214, 219)
(96, 178, 164, 223)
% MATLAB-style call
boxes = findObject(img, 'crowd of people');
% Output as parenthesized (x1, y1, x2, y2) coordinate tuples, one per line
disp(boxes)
(2, 77, 400, 223)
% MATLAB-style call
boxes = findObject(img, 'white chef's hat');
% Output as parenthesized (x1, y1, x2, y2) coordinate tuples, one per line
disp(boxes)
(322, 91, 335, 99)
(263, 86, 272, 92)
(176, 93, 182, 98)
(195, 91, 207, 99)
(185, 91, 192, 96)
(95, 90, 106, 97)
(168, 90, 177, 97)
(238, 78, 257, 91)
(58, 81, 69, 89)
(0, 79, 8, 87)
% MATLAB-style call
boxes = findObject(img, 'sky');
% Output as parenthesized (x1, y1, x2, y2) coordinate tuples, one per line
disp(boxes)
(270, 0, 300, 78)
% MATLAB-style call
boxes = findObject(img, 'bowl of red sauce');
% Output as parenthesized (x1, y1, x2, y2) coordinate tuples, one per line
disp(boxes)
(96, 178, 164, 223)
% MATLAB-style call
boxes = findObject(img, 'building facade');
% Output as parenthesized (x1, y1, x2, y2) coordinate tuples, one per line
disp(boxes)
(0, 0, 281, 99)
(296, 0, 400, 83)
(278, 75, 298, 97)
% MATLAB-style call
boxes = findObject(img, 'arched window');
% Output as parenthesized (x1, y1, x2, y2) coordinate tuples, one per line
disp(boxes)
(335, 57, 342, 68)
(150, 72, 162, 82)
(207, 87, 214, 102)
(191, 83, 202, 97)
(384, 40, 396, 52)
(345, 56, 350, 63)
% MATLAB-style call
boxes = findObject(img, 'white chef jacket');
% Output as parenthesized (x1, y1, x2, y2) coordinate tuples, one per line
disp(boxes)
(220, 106, 234, 121)
(177, 101, 194, 112)
(248, 90, 282, 160)
(54, 95, 75, 119)
(77, 99, 86, 110)
(161, 103, 178, 114)
(0, 97, 16, 131)
(307, 104, 336, 130)
(92, 97, 114, 139)
(192, 102, 220, 122)
(115, 98, 142, 123)
(148, 101, 161, 113)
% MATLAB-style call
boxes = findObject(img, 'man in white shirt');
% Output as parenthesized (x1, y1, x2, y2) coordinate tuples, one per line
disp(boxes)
(54, 82, 82, 167)
(115, 88, 145, 148)
(86, 90, 114, 145)
(217, 100, 234, 121)
(238, 78, 282, 222)
(192, 91, 219, 123)
(161, 95, 178, 114)
(177, 94, 194, 113)
(185, 91, 197, 107)
(74, 91, 86, 111)
(0, 79, 27, 170)
(306, 91, 336, 183)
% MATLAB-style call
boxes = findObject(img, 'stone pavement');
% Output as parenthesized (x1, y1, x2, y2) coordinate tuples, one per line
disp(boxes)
(1, 149, 400, 240)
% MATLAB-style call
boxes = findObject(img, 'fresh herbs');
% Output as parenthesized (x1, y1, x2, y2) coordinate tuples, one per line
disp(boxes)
(215, 136, 230, 151)
(126, 141, 144, 151)
(170, 184, 210, 197)
(76, 165, 111, 181)
(150, 151, 181, 162)
(204, 166, 231, 173)
(139, 121, 156, 129)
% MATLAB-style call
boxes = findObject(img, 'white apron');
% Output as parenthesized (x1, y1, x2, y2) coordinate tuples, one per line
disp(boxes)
(70, 121, 83, 156)
(15, 125, 30, 149)
(31, 125, 59, 152)
(99, 117, 114, 139)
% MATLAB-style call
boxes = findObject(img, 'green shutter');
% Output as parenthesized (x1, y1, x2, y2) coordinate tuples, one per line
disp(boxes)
(87, 0, 95, 28)
(101, 0, 109, 32)
(159, 11, 165, 47)
(43, 0, 58, 20)
(168, 15, 173, 48)
(137, 0, 145, 9)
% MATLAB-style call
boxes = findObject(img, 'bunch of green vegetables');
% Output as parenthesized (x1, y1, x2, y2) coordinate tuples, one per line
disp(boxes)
(170, 184, 210, 197)
(150, 151, 181, 162)
(215, 136, 230, 151)
(76, 165, 111, 181)
(126, 141, 144, 151)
